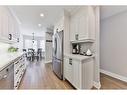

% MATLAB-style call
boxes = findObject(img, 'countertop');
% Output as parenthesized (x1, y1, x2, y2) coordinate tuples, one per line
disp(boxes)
(64, 53, 95, 61)
(0, 52, 24, 71)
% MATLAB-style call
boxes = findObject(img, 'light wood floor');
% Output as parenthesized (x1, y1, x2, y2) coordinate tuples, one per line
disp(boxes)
(19, 60, 74, 89)
(100, 73, 127, 89)
(19, 60, 127, 89)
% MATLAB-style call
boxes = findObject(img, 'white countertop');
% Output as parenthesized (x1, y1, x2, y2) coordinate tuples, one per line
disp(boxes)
(0, 52, 24, 71)
(64, 53, 95, 61)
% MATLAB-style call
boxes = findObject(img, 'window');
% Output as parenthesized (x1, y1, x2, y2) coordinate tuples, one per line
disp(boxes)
(39, 40, 45, 52)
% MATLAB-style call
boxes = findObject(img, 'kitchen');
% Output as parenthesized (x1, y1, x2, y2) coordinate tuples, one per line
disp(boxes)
(0, 6, 127, 90)
(0, 6, 100, 89)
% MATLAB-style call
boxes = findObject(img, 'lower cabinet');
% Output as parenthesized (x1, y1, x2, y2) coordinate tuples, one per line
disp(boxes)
(14, 54, 26, 89)
(0, 63, 14, 89)
(64, 56, 94, 89)
(64, 58, 73, 83)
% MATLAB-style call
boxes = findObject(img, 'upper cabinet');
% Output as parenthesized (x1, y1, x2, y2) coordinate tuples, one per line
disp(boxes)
(0, 7, 20, 44)
(70, 6, 95, 43)
(0, 7, 9, 39)
(54, 17, 64, 34)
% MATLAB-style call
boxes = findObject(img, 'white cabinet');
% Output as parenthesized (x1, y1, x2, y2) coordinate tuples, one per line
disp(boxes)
(72, 58, 80, 88)
(64, 57, 80, 88)
(81, 58, 94, 89)
(64, 56, 94, 89)
(8, 14, 20, 42)
(64, 57, 73, 83)
(70, 6, 95, 43)
(78, 14, 89, 40)
(0, 63, 14, 89)
(14, 54, 26, 89)
(0, 7, 9, 40)
(70, 17, 78, 41)
(0, 7, 20, 43)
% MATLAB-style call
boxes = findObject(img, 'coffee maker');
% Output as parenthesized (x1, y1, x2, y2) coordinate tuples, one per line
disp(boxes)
(72, 43, 80, 54)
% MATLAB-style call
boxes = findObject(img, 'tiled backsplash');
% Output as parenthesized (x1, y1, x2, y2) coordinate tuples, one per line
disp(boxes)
(80, 42, 95, 54)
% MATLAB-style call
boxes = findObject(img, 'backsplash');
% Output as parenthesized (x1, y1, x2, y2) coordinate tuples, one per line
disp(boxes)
(0, 42, 19, 54)
(0, 42, 10, 54)
(80, 42, 95, 54)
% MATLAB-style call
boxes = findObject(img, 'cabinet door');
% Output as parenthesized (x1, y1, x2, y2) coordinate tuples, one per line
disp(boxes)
(82, 58, 94, 89)
(1, 8, 9, 39)
(8, 13, 19, 42)
(13, 20, 19, 41)
(8, 14, 14, 40)
(70, 17, 78, 41)
(72, 59, 80, 89)
(78, 15, 89, 40)
(64, 57, 73, 83)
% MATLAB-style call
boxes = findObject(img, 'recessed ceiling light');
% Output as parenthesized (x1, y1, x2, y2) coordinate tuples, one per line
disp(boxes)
(38, 24, 42, 27)
(40, 13, 44, 17)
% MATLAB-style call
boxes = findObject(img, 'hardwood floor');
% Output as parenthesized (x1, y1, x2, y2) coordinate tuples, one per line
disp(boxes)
(19, 60, 127, 89)
(19, 60, 74, 89)
(100, 73, 127, 89)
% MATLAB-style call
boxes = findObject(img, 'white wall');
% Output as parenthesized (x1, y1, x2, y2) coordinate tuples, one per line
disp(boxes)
(101, 7, 127, 80)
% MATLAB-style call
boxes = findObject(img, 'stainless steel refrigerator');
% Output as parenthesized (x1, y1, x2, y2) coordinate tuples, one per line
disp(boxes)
(52, 30, 63, 79)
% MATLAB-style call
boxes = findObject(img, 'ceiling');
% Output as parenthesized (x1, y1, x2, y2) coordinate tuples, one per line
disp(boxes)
(101, 6, 127, 20)
(9, 6, 127, 36)
(9, 6, 79, 36)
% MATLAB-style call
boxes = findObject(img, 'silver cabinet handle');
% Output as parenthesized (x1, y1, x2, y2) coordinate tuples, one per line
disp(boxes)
(69, 58, 72, 65)
(15, 61, 19, 65)
(15, 70, 19, 74)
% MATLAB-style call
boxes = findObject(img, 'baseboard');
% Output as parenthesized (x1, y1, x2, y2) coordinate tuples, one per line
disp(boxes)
(100, 69, 127, 83)
(93, 81, 101, 89)
(45, 60, 52, 64)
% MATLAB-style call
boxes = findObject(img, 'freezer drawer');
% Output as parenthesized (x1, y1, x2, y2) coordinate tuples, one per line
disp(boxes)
(52, 58, 63, 79)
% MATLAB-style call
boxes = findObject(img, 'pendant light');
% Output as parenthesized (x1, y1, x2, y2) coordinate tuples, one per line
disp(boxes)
(32, 32, 35, 43)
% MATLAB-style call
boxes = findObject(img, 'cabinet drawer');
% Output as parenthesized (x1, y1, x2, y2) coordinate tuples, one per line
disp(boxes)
(0, 63, 13, 80)
(14, 60, 20, 68)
